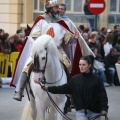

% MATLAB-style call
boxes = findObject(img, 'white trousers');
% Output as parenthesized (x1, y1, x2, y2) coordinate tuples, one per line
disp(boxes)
(76, 110, 101, 120)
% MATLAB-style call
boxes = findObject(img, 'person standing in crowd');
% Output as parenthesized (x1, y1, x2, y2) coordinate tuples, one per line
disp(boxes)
(91, 48, 110, 87)
(41, 55, 108, 120)
(59, 3, 74, 113)
(104, 48, 120, 86)
(83, 0, 95, 31)
(59, 3, 67, 18)
(112, 25, 120, 47)
(99, 27, 107, 59)
(103, 32, 113, 56)
(115, 32, 120, 52)
(88, 31, 99, 50)
(0, 29, 4, 50)
(59, 3, 77, 62)
(11, 0, 94, 101)
(9, 34, 23, 52)
(78, 25, 85, 35)
(82, 32, 89, 44)
(0, 33, 11, 54)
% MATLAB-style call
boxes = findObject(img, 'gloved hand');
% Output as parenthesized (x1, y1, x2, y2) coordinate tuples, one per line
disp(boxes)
(101, 110, 107, 116)
(41, 86, 48, 91)
(74, 32, 79, 39)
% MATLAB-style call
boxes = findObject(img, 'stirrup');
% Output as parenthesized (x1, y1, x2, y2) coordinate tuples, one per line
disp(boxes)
(13, 92, 22, 101)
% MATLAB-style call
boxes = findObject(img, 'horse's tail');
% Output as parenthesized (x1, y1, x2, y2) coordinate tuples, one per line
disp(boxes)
(21, 101, 39, 120)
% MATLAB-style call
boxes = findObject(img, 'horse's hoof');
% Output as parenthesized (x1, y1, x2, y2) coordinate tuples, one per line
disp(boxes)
(13, 92, 22, 101)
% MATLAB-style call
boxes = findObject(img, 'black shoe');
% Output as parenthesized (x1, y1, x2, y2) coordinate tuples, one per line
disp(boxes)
(64, 108, 71, 114)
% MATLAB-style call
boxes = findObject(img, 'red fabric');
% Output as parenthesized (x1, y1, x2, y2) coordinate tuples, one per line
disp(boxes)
(70, 40, 82, 78)
(57, 20, 82, 78)
(10, 16, 44, 86)
(10, 16, 82, 86)
(15, 44, 23, 52)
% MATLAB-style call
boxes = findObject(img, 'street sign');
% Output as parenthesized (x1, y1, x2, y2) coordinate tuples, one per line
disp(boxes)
(88, 0, 106, 15)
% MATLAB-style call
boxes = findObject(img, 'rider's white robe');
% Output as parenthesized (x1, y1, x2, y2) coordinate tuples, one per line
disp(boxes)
(10, 14, 94, 91)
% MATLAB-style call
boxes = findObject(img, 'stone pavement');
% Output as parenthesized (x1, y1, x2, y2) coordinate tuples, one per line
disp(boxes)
(0, 86, 120, 120)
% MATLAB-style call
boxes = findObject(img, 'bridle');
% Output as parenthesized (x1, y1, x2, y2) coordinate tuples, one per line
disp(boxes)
(33, 48, 48, 84)
(32, 48, 72, 120)
(33, 48, 63, 85)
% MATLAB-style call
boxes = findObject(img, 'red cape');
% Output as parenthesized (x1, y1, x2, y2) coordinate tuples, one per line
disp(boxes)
(58, 20, 82, 78)
(10, 16, 44, 86)
(10, 16, 82, 86)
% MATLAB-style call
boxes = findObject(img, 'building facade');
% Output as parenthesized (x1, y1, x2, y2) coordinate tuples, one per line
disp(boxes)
(0, 0, 120, 34)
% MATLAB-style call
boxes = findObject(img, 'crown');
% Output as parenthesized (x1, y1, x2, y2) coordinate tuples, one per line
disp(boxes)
(40, 0, 59, 8)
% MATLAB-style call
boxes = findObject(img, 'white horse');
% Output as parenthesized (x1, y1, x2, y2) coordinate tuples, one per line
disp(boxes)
(22, 35, 67, 120)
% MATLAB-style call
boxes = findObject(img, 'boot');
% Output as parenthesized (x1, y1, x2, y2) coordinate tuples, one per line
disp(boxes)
(13, 72, 27, 101)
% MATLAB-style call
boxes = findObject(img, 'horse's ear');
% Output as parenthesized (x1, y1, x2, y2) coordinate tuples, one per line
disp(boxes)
(27, 24, 31, 31)
(27, 36, 34, 43)
(43, 38, 51, 48)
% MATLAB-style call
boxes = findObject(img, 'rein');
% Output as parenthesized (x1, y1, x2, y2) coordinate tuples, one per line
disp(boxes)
(33, 49, 71, 120)
(39, 81, 109, 120)
(42, 68, 63, 84)
(32, 48, 109, 120)
(38, 81, 72, 120)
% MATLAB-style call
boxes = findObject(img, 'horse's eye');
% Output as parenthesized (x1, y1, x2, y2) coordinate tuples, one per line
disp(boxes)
(42, 57, 46, 60)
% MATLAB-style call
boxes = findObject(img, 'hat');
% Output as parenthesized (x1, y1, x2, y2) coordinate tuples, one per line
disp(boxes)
(40, 0, 59, 8)
(107, 29, 112, 33)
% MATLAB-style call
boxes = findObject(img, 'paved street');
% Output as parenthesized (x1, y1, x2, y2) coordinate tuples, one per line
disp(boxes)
(0, 86, 120, 120)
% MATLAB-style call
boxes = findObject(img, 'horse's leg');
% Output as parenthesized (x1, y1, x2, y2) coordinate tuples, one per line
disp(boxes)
(35, 99, 46, 120)
(48, 102, 65, 120)
(48, 107, 56, 120)
(30, 96, 37, 120)
(56, 97, 66, 120)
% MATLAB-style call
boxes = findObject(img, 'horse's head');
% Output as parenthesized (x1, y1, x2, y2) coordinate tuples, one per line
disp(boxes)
(31, 34, 57, 84)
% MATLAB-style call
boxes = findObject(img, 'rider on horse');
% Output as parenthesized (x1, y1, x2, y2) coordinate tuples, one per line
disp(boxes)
(11, 0, 94, 101)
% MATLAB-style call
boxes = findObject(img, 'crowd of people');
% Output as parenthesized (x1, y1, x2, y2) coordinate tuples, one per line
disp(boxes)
(0, 0, 119, 91)
(0, 1, 119, 90)
(0, 28, 28, 54)
(78, 24, 120, 86)
(0, 0, 120, 119)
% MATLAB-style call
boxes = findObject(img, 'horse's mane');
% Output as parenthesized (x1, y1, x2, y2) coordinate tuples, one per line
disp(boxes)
(31, 35, 59, 59)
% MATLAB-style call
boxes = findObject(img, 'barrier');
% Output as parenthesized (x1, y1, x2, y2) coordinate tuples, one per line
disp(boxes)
(0, 53, 10, 77)
(0, 52, 19, 77)
(10, 52, 19, 76)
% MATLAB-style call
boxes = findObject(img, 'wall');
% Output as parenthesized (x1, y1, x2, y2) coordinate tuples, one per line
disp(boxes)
(0, 0, 22, 34)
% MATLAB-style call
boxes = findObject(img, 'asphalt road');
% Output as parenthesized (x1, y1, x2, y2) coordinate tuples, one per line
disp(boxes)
(0, 86, 120, 120)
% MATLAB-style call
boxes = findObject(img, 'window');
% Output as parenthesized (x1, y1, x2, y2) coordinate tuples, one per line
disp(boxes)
(34, 0, 38, 10)
(64, 0, 84, 13)
(33, 0, 45, 20)
(33, 0, 89, 24)
(64, 0, 71, 11)
(110, 0, 117, 12)
(109, 0, 120, 13)
(39, 1, 44, 11)
(74, 0, 82, 12)
(109, 0, 120, 24)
